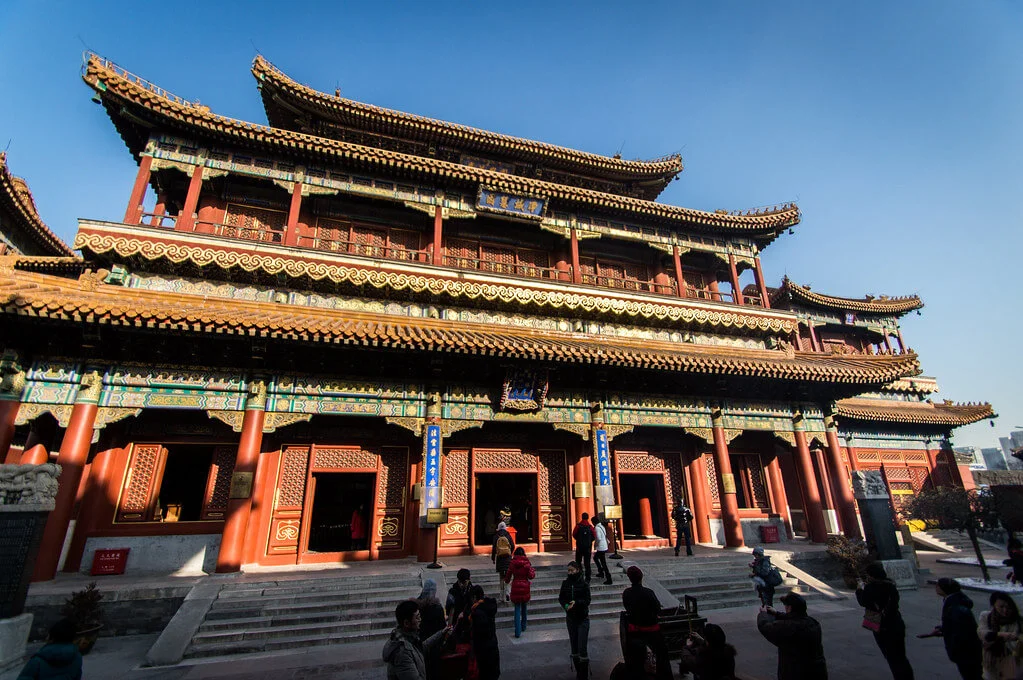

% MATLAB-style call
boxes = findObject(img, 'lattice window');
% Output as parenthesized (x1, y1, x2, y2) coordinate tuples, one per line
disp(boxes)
(621, 261, 649, 291)
(539, 451, 566, 505)
(117, 444, 166, 522)
(313, 447, 377, 470)
(705, 454, 720, 508)
(909, 466, 930, 493)
(445, 237, 479, 270)
(730, 454, 770, 510)
(200, 447, 236, 520)
(378, 448, 408, 507)
(481, 244, 516, 274)
(224, 204, 286, 244)
(277, 447, 310, 509)
(445, 449, 470, 504)
(388, 229, 421, 261)
(312, 217, 351, 253)
(473, 449, 537, 471)
(518, 248, 550, 279)
(351, 225, 387, 258)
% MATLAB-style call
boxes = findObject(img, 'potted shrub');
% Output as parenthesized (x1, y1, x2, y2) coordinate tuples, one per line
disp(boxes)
(61, 582, 103, 654)
(825, 535, 872, 588)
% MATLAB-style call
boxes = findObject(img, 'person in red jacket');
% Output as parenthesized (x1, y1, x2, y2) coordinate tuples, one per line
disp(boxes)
(350, 504, 367, 551)
(504, 547, 536, 638)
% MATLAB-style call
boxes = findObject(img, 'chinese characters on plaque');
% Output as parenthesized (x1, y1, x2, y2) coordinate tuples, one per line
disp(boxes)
(595, 429, 612, 486)
(477, 188, 546, 219)
(424, 424, 441, 509)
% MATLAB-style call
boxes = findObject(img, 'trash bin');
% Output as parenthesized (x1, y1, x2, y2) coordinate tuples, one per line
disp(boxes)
(759, 524, 780, 544)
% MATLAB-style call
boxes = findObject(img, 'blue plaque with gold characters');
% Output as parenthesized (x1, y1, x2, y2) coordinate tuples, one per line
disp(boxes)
(477, 187, 546, 220)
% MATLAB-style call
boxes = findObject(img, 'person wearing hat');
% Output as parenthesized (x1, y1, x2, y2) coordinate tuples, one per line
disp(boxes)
(918, 577, 982, 680)
(757, 592, 828, 680)
(491, 521, 515, 602)
(558, 561, 592, 680)
(750, 546, 782, 607)
(622, 565, 672, 679)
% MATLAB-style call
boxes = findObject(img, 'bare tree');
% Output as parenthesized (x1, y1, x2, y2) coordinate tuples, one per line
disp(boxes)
(906, 486, 1002, 581)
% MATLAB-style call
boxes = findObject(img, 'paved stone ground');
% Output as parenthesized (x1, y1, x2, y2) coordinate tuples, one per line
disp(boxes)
(4, 547, 1018, 679)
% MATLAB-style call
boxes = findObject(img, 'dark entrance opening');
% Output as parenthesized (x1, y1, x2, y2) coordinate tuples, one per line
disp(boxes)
(474, 473, 537, 547)
(307, 472, 375, 553)
(619, 473, 667, 539)
(157, 445, 214, 522)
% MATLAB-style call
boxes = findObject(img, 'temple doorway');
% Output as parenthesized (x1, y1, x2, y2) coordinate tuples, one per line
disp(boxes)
(306, 472, 375, 553)
(619, 473, 668, 539)
(473, 473, 537, 547)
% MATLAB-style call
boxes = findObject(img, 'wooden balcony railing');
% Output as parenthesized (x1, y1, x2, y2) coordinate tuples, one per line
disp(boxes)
(443, 254, 563, 281)
(300, 236, 422, 261)
(581, 272, 676, 296)
(196, 220, 286, 245)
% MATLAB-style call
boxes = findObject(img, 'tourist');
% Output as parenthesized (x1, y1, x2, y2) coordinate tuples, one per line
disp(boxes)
(350, 504, 367, 551)
(977, 592, 1022, 679)
(572, 512, 596, 583)
(672, 501, 694, 557)
(856, 562, 914, 680)
(1004, 538, 1023, 585)
(757, 592, 828, 680)
(559, 560, 592, 680)
(750, 546, 781, 607)
(593, 514, 613, 585)
(468, 585, 501, 680)
(416, 579, 446, 680)
(678, 623, 737, 680)
(16, 618, 82, 680)
(504, 547, 536, 638)
(446, 568, 472, 625)
(918, 577, 982, 680)
(491, 522, 515, 602)
(622, 565, 672, 680)
(383, 600, 450, 680)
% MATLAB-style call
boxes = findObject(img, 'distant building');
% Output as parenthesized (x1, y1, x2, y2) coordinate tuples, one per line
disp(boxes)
(1000, 431, 1023, 470)
(954, 445, 992, 471)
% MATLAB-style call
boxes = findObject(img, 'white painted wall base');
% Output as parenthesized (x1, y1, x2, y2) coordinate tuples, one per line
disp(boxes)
(708, 519, 726, 546)
(80, 534, 221, 575)
(823, 509, 840, 534)
(0, 613, 32, 672)
(56, 519, 75, 572)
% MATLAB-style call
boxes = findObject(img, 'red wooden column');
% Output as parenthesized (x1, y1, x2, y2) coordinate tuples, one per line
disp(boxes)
(284, 181, 303, 247)
(21, 444, 48, 465)
(792, 420, 828, 543)
(807, 322, 822, 351)
(672, 246, 687, 298)
(573, 450, 595, 521)
(688, 454, 713, 543)
(765, 454, 794, 538)
(33, 372, 103, 581)
(824, 413, 861, 539)
(895, 329, 906, 353)
(728, 254, 744, 305)
(216, 381, 267, 573)
(570, 227, 581, 284)
(148, 193, 167, 226)
(63, 447, 120, 573)
(844, 437, 861, 472)
(431, 205, 444, 264)
(123, 155, 154, 225)
(175, 164, 204, 233)
(753, 257, 771, 309)
(711, 411, 743, 547)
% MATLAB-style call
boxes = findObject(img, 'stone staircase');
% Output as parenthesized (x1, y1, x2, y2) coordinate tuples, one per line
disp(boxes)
(183, 572, 425, 659)
(637, 552, 825, 612)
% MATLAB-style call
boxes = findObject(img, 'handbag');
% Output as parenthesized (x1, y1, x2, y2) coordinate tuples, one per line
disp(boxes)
(862, 608, 883, 632)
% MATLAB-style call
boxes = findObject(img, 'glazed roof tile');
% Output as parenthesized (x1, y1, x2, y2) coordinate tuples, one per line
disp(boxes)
(0, 153, 75, 257)
(836, 398, 994, 427)
(83, 54, 800, 237)
(774, 277, 923, 315)
(0, 257, 921, 386)
(252, 56, 683, 186)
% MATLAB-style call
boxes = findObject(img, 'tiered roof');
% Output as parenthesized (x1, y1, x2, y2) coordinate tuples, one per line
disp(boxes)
(252, 56, 683, 199)
(771, 277, 923, 316)
(0, 256, 920, 386)
(0, 153, 74, 257)
(836, 397, 995, 427)
(83, 54, 800, 242)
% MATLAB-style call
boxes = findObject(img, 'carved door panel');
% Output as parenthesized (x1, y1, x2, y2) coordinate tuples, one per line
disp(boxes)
(376, 448, 409, 553)
(116, 444, 167, 523)
(266, 446, 309, 558)
(441, 449, 471, 550)
(200, 446, 236, 521)
(539, 450, 569, 546)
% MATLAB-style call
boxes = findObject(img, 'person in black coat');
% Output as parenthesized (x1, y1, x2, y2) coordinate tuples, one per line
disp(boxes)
(558, 561, 592, 680)
(1004, 538, 1023, 585)
(757, 592, 828, 680)
(919, 578, 982, 680)
(467, 585, 501, 680)
(622, 566, 672, 680)
(679, 623, 737, 680)
(856, 562, 914, 680)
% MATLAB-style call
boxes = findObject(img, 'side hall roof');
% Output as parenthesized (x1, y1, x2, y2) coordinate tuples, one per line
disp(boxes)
(0, 256, 921, 386)
(82, 54, 800, 241)
(252, 56, 683, 196)
(836, 397, 995, 427)
(0, 153, 75, 257)
(771, 277, 924, 316)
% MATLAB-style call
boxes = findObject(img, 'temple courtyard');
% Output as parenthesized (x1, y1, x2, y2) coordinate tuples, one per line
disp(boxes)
(2, 546, 1013, 680)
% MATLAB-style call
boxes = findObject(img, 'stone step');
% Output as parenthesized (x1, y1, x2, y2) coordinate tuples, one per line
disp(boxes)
(217, 579, 423, 599)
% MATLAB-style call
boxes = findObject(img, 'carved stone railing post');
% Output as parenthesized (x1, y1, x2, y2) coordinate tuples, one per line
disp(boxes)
(0, 463, 60, 670)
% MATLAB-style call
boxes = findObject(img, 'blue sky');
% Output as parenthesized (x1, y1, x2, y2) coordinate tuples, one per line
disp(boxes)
(1, 1, 1020, 449)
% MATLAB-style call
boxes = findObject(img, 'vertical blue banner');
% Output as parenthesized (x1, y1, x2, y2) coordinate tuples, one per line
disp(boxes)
(424, 424, 441, 509)
(595, 428, 611, 486)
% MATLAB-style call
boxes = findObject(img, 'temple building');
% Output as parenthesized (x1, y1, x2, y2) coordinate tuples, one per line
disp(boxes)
(0, 55, 994, 580)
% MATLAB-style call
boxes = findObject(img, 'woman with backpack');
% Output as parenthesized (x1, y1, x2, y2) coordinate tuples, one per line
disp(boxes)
(491, 522, 515, 602)
(977, 592, 1022, 679)
(750, 546, 781, 607)
(504, 547, 536, 637)
(856, 562, 914, 680)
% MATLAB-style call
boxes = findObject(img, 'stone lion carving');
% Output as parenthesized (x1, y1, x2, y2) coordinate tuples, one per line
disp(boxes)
(0, 463, 62, 508)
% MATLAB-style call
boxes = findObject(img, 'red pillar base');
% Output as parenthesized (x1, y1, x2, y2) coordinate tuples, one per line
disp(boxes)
(638, 498, 655, 537)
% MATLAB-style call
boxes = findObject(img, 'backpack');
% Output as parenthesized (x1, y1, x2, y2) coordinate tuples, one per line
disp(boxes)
(674, 506, 693, 524)
(575, 522, 594, 544)
(496, 535, 512, 558)
(765, 567, 783, 587)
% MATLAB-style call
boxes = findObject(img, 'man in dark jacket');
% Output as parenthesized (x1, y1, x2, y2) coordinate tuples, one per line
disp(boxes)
(467, 585, 501, 680)
(383, 600, 450, 680)
(919, 578, 982, 680)
(572, 512, 595, 583)
(446, 568, 472, 624)
(757, 592, 828, 680)
(622, 566, 672, 680)
(671, 502, 694, 557)
(16, 618, 82, 680)
(559, 561, 592, 680)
